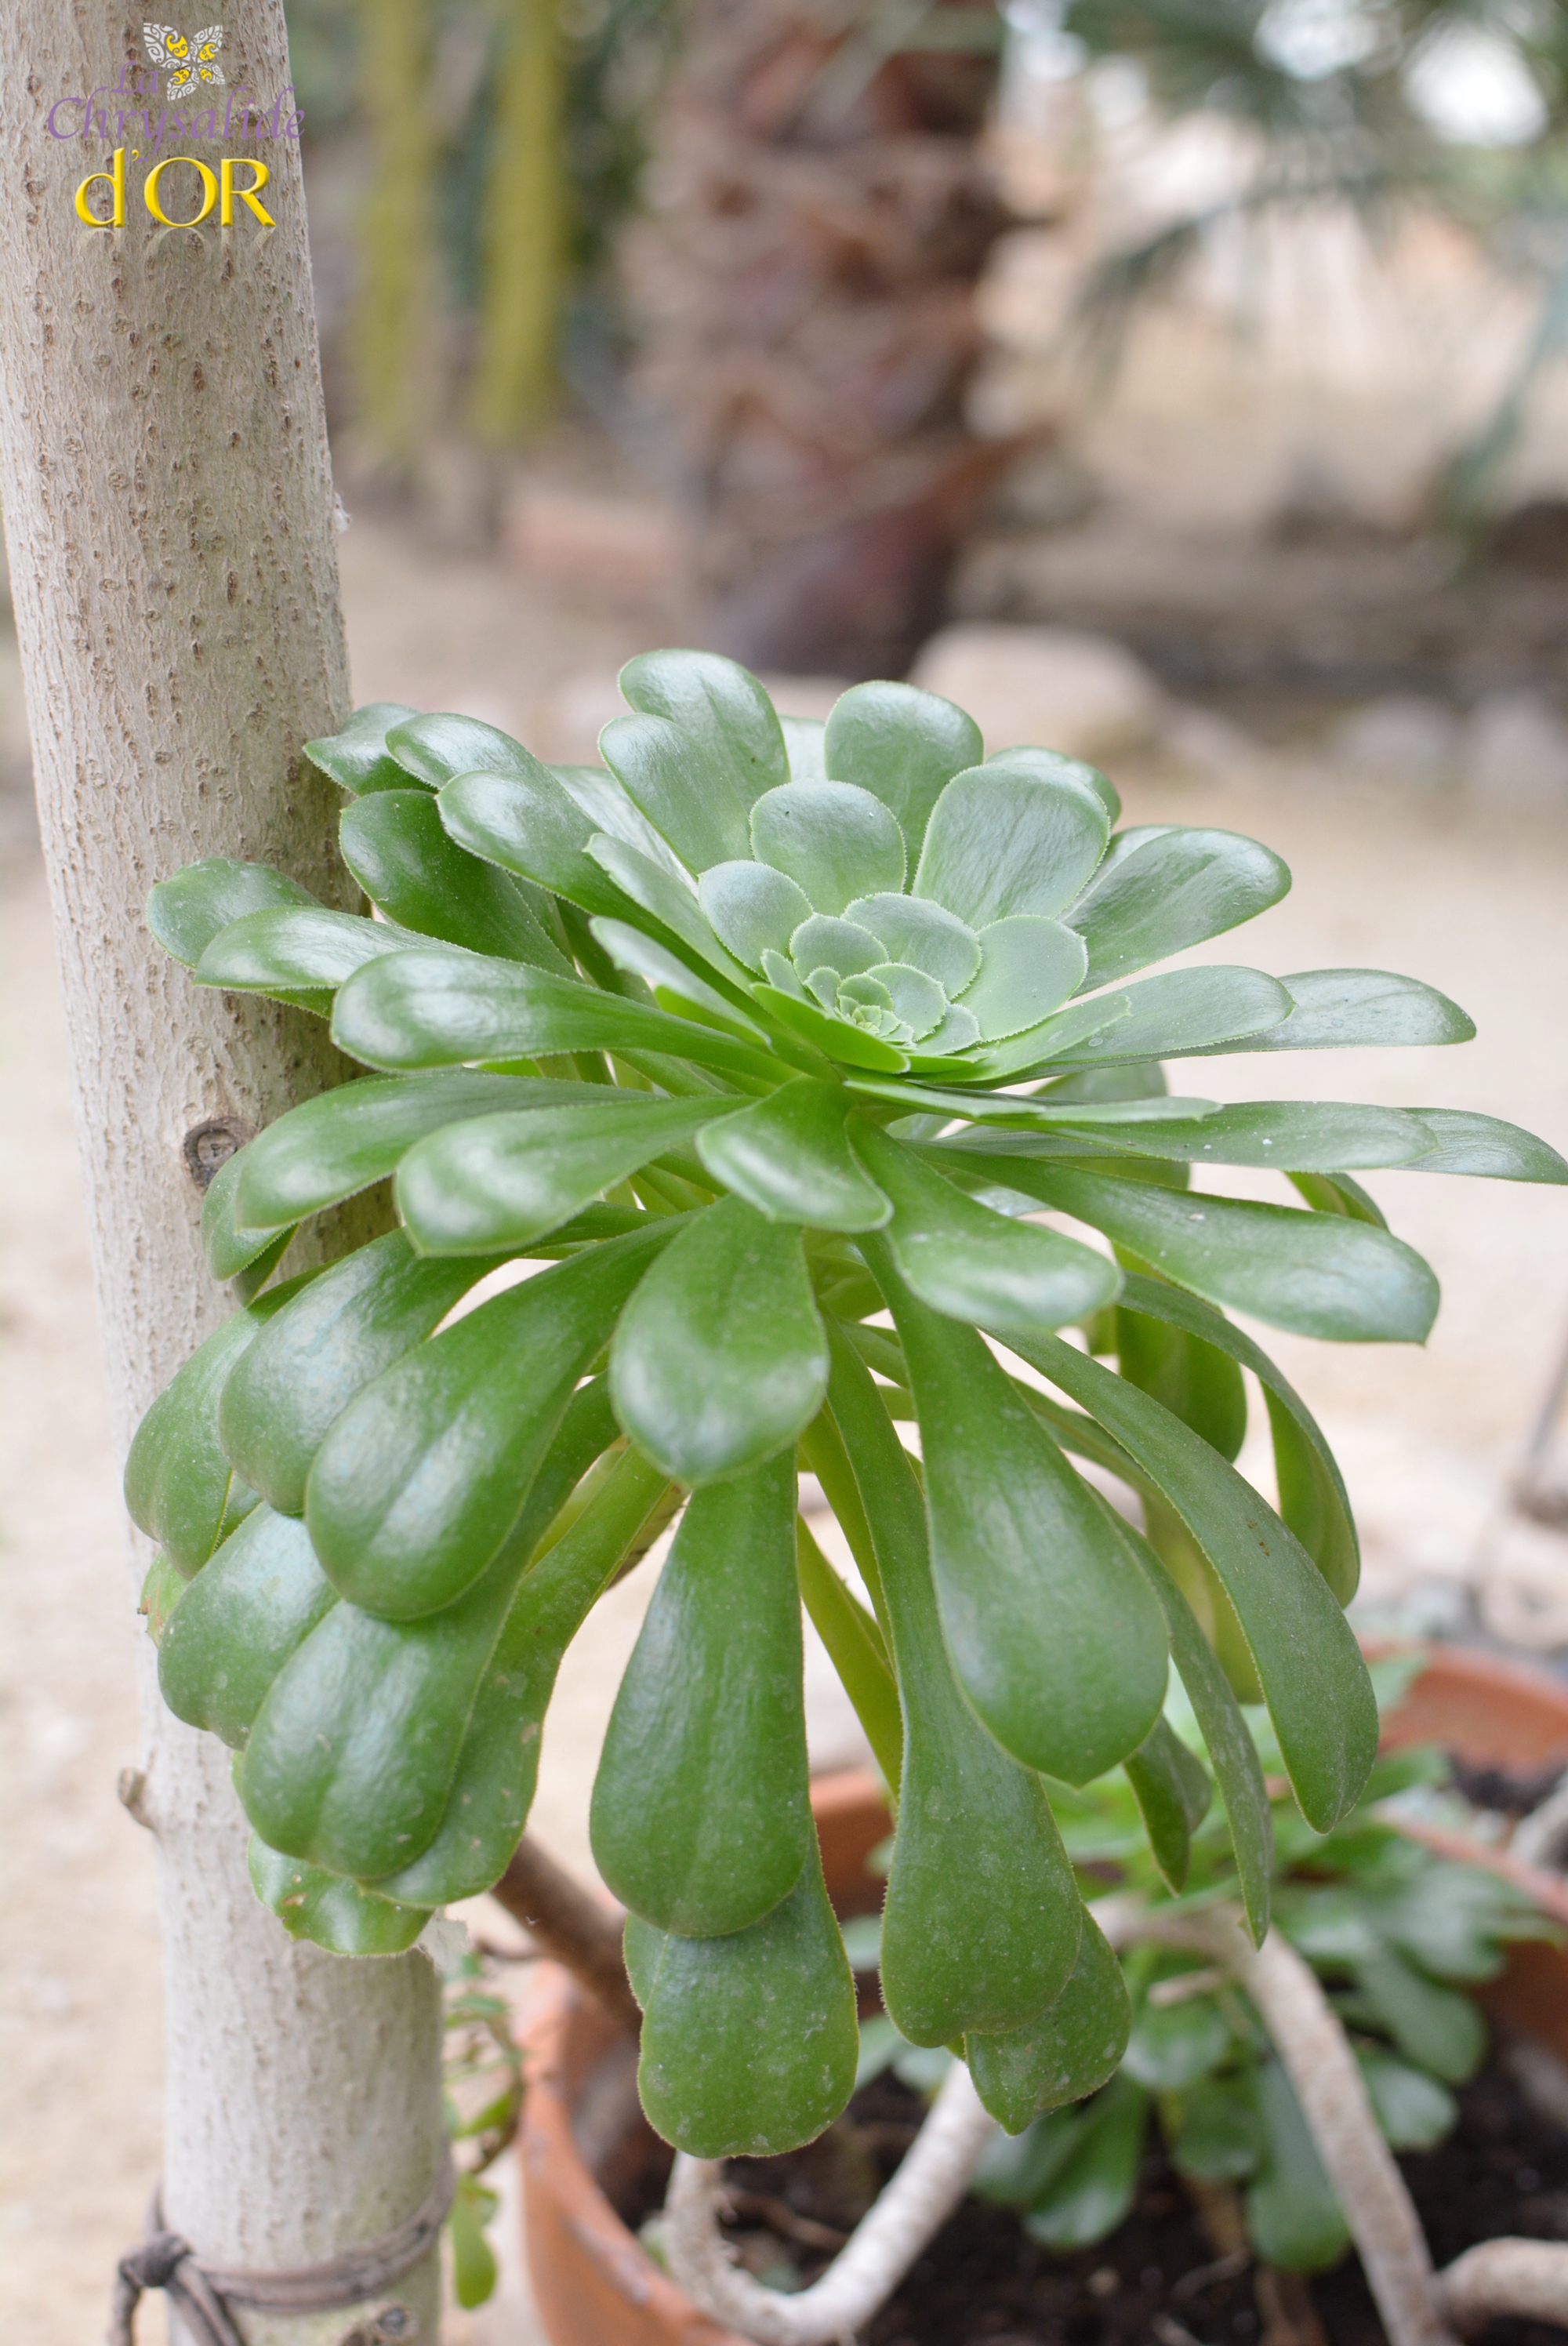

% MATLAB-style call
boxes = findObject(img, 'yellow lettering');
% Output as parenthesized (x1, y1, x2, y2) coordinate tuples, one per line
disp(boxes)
(220, 156, 274, 227)
(75, 147, 125, 228)
(143, 154, 217, 227)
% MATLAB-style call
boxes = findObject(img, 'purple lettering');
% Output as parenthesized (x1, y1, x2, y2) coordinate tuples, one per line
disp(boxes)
(47, 97, 85, 137)
(283, 110, 304, 140)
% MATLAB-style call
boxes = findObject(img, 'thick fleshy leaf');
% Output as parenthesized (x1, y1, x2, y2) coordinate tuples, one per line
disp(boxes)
(843, 892, 981, 994)
(1352, 1945, 1486, 2083)
(946, 1098, 1432, 1175)
(148, 859, 321, 968)
(913, 760, 1109, 928)
(233, 1072, 564, 1232)
(1359, 2054, 1458, 2152)
(967, 1916, 1131, 2133)
(194, 906, 412, 1015)
(698, 860, 815, 973)
(1011, 1331, 1377, 1835)
(125, 1284, 312, 1574)
(790, 914, 885, 981)
(997, 1161, 1439, 1343)
(218, 1231, 492, 1515)
(372, 1434, 670, 1905)
(585, 834, 753, 994)
(1116, 1273, 1358, 1603)
(587, 918, 764, 1036)
(437, 764, 626, 915)
(619, 649, 789, 806)
(384, 711, 536, 790)
(591, 1454, 811, 1935)
(958, 916, 1087, 1040)
(304, 702, 419, 797)
(988, 743, 1120, 826)
(955, 990, 1134, 1084)
(330, 948, 777, 1082)
(1168, 2074, 1265, 2181)
(695, 1078, 892, 1231)
(795, 1518, 902, 1792)
(397, 1095, 726, 1255)
(200, 1149, 296, 1284)
(240, 1384, 626, 1881)
(1123, 1964, 1230, 2089)
(1022, 2076, 1149, 2250)
(609, 1197, 829, 1484)
(159, 1504, 337, 1745)
(340, 790, 570, 970)
(865, 962, 948, 1039)
(1190, 967, 1476, 1055)
(1405, 1109, 1568, 1182)
(600, 711, 751, 874)
(1116, 1302, 1247, 1464)
(305, 1227, 670, 1618)
(552, 761, 693, 886)
(851, 1124, 1120, 1338)
(753, 982, 910, 1071)
(1124, 1716, 1213, 1894)
(750, 780, 906, 913)
(823, 681, 982, 859)
(626, 1845, 858, 2157)
(1100, 1505, 1273, 1941)
(825, 1328, 1083, 2043)
(1244, 2059, 1349, 2272)
(1049, 966, 1294, 1066)
(866, 1249, 1167, 1785)
(1066, 826, 1291, 990)
(250, 1839, 429, 1955)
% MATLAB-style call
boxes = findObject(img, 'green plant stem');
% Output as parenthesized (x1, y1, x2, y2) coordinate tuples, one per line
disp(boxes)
(796, 1516, 902, 1793)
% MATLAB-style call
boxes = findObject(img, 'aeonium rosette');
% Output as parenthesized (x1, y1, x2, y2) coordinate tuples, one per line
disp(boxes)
(126, 651, 1567, 2158)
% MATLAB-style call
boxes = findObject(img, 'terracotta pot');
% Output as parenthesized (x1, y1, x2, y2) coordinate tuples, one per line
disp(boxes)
(517, 1651, 1568, 2346)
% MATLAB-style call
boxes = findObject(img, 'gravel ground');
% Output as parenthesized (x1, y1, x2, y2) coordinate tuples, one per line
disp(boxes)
(2, 518, 1567, 2344)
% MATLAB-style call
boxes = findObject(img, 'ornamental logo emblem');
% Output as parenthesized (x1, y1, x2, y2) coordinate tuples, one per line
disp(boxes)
(142, 23, 226, 100)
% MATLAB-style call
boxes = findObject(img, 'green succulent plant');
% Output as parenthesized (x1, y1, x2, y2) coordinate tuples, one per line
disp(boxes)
(129, 649, 1566, 2159)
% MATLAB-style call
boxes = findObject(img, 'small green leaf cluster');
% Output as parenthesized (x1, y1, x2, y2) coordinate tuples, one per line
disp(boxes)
(971, 1699, 1556, 2273)
(128, 649, 1566, 2159)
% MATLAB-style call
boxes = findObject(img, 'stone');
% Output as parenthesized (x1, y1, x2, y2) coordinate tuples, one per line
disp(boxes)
(909, 623, 1163, 760)
(1328, 694, 1460, 786)
(1462, 688, 1568, 808)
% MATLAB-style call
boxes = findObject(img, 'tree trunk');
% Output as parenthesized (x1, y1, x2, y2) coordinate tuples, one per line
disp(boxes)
(0, 9, 446, 2343)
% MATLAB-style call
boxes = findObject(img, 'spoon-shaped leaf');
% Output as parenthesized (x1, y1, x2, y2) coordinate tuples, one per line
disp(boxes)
(341, 790, 572, 971)
(1116, 1301, 1247, 1464)
(1066, 827, 1290, 990)
(195, 906, 414, 1015)
(330, 948, 779, 1082)
(306, 1225, 672, 1618)
(250, 1839, 430, 1954)
(957, 916, 1088, 1040)
(372, 1434, 672, 1905)
(695, 1078, 892, 1230)
(232, 1072, 568, 1232)
(591, 1451, 811, 1935)
(600, 711, 752, 874)
(610, 1197, 829, 1484)
(938, 1098, 1432, 1174)
(752, 981, 911, 1072)
(823, 681, 982, 860)
(850, 1123, 1120, 1337)
(396, 1095, 728, 1255)
(304, 702, 421, 796)
(1403, 1108, 1568, 1182)
(220, 1230, 498, 1515)
(1124, 1715, 1214, 1894)
(626, 1843, 858, 2157)
(698, 859, 815, 971)
(437, 764, 627, 915)
(383, 710, 536, 789)
(967, 1914, 1131, 2134)
(240, 1383, 623, 1881)
(1187, 967, 1475, 1054)
(750, 779, 907, 913)
(1012, 1331, 1376, 1836)
(995, 1161, 1439, 1343)
(158, 1504, 337, 1747)
(866, 1246, 1168, 1785)
(1047, 966, 1294, 1066)
(826, 1327, 1085, 2042)
(619, 648, 790, 806)
(843, 892, 981, 994)
(148, 859, 321, 968)
(913, 760, 1109, 927)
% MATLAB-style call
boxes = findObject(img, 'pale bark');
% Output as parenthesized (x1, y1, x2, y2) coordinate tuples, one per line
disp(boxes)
(0, 9, 445, 2341)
